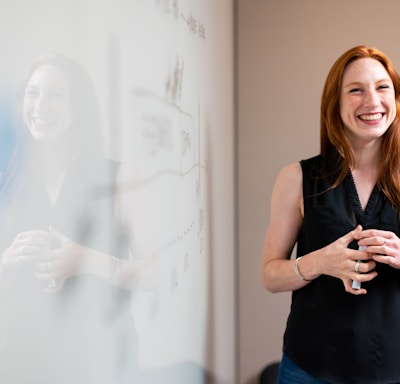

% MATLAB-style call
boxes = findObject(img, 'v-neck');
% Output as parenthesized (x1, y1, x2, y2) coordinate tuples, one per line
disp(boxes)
(45, 172, 67, 208)
(345, 172, 379, 228)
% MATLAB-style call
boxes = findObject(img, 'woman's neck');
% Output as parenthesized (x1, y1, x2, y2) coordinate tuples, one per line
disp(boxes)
(351, 143, 381, 171)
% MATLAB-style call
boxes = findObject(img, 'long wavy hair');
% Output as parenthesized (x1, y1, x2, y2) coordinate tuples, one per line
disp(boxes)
(320, 45, 400, 210)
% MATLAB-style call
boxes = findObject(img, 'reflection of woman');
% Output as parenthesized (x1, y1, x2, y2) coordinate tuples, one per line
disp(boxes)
(0, 53, 140, 384)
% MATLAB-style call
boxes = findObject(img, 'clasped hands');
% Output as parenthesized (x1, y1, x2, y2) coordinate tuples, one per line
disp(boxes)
(322, 225, 400, 295)
(2, 227, 86, 293)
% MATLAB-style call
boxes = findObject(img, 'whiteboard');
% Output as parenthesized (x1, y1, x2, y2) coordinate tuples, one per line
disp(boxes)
(0, 1, 235, 383)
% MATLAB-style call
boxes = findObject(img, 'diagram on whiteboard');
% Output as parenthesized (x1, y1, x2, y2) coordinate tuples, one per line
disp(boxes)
(107, 0, 210, 369)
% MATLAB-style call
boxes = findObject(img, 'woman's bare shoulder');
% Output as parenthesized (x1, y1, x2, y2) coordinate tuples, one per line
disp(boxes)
(275, 162, 302, 187)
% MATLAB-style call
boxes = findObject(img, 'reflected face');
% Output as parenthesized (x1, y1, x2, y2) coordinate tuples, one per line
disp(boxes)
(340, 58, 396, 144)
(23, 64, 72, 143)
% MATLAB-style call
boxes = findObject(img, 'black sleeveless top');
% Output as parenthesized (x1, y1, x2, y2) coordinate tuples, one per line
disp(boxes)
(0, 157, 139, 384)
(283, 155, 400, 384)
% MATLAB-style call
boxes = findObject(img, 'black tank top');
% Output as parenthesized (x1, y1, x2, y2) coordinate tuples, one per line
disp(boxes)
(283, 155, 400, 384)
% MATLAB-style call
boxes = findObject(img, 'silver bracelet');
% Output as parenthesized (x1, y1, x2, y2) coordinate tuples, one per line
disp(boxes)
(109, 256, 121, 281)
(294, 256, 313, 281)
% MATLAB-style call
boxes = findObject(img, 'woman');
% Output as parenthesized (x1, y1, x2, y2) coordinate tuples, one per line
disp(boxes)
(0, 53, 145, 384)
(261, 45, 400, 383)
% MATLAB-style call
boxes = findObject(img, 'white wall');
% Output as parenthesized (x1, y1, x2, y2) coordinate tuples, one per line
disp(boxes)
(237, 1, 400, 383)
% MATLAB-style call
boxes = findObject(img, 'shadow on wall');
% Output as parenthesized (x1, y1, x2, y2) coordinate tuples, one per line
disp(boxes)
(141, 361, 214, 384)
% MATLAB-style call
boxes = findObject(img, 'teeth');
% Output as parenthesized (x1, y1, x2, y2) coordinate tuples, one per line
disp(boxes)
(359, 113, 382, 121)
(33, 118, 54, 124)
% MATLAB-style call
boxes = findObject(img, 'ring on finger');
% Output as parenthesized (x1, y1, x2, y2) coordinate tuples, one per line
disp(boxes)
(354, 260, 361, 273)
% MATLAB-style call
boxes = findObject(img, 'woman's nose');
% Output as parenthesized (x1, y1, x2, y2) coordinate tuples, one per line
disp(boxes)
(363, 89, 380, 108)
(33, 93, 51, 113)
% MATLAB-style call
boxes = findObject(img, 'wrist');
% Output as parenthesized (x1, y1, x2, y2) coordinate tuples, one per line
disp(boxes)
(294, 256, 314, 282)
(108, 256, 121, 282)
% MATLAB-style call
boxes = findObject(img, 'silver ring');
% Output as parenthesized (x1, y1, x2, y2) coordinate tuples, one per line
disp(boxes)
(354, 260, 360, 273)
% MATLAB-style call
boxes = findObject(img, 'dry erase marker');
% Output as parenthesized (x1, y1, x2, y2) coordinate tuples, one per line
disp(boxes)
(352, 245, 366, 290)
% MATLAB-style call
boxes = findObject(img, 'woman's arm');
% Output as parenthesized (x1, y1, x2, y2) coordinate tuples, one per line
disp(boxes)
(77, 247, 156, 291)
(34, 227, 156, 292)
(261, 162, 314, 292)
(261, 162, 377, 295)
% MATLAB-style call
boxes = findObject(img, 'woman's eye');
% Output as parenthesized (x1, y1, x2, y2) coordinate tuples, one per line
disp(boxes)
(378, 84, 390, 90)
(349, 88, 361, 93)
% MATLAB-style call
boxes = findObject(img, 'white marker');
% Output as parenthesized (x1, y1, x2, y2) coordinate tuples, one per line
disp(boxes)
(352, 245, 367, 290)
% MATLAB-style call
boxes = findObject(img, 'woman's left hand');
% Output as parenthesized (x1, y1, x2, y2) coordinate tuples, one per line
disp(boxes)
(356, 229, 400, 269)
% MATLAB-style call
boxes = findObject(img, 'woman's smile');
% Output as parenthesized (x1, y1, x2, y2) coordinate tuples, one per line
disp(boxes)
(358, 112, 383, 122)
(23, 64, 72, 143)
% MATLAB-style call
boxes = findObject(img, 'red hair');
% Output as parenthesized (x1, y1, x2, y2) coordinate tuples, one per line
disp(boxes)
(320, 45, 400, 210)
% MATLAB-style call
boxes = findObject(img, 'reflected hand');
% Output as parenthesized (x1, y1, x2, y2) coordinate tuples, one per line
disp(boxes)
(35, 227, 88, 293)
(2, 230, 53, 269)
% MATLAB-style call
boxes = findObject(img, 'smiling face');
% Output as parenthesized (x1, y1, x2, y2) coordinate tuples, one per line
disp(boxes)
(340, 58, 396, 145)
(23, 64, 72, 144)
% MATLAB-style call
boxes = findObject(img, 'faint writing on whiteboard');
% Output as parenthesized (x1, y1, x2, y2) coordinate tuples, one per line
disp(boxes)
(165, 58, 184, 104)
(154, 0, 179, 18)
(181, 13, 206, 40)
(153, 0, 206, 40)
(181, 130, 191, 155)
(142, 115, 173, 156)
(122, 88, 206, 191)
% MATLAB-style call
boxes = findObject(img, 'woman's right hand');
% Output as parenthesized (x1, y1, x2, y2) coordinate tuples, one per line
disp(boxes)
(320, 225, 378, 294)
(1, 230, 54, 269)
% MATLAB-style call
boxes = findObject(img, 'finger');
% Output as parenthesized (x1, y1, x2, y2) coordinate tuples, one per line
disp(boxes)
(360, 240, 391, 257)
(35, 260, 58, 277)
(352, 288, 367, 295)
(48, 227, 69, 243)
(357, 229, 391, 243)
(350, 248, 372, 262)
(373, 254, 397, 266)
(20, 237, 51, 247)
(351, 268, 378, 283)
(14, 235, 52, 255)
(341, 225, 363, 246)
(14, 255, 36, 265)
(354, 260, 376, 273)
(16, 245, 48, 257)
(37, 247, 60, 261)
(359, 238, 387, 248)
(343, 279, 367, 295)
(17, 230, 53, 243)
